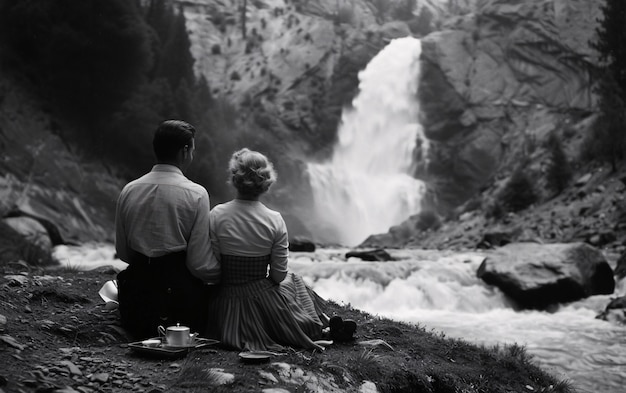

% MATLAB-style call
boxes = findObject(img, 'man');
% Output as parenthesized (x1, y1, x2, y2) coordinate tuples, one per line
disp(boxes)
(115, 120, 220, 339)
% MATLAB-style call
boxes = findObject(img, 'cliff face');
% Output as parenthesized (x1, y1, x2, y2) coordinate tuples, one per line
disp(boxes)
(417, 0, 601, 212)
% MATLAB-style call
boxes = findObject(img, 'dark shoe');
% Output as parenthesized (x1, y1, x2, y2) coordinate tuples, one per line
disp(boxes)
(343, 319, 357, 336)
(329, 316, 357, 342)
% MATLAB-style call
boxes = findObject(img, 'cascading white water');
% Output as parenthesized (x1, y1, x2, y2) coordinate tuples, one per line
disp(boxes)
(307, 37, 428, 246)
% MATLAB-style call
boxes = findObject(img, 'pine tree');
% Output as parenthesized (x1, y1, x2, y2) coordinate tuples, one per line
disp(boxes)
(498, 168, 538, 213)
(546, 132, 572, 194)
(157, 8, 196, 90)
(588, 0, 626, 170)
(0, 0, 151, 123)
(593, 0, 626, 95)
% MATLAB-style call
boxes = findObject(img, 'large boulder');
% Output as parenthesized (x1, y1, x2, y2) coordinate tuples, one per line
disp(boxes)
(477, 242, 615, 309)
(346, 249, 394, 262)
(2, 216, 52, 252)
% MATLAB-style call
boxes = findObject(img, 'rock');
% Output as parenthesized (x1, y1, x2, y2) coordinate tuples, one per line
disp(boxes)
(359, 381, 378, 393)
(90, 373, 109, 383)
(0, 334, 25, 350)
(596, 296, 626, 324)
(59, 360, 82, 376)
(2, 216, 52, 251)
(613, 250, 626, 279)
(477, 242, 615, 309)
(4, 274, 29, 286)
(289, 238, 316, 252)
(585, 230, 617, 247)
(207, 368, 235, 385)
(259, 370, 279, 384)
(476, 229, 519, 249)
(378, 21, 411, 40)
(346, 249, 394, 262)
(575, 173, 592, 187)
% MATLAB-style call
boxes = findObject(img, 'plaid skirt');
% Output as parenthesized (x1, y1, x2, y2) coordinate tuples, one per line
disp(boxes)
(206, 254, 329, 351)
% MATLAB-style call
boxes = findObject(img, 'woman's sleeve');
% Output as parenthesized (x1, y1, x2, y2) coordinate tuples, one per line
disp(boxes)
(268, 214, 289, 283)
(209, 209, 221, 262)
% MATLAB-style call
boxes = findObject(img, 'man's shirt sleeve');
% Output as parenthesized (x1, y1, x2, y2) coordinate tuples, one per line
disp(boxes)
(186, 189, 221, 284)
(114, 189, 130, 263)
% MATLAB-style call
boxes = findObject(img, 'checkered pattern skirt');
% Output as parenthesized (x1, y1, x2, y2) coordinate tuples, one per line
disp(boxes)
(206, 254, 329, 351)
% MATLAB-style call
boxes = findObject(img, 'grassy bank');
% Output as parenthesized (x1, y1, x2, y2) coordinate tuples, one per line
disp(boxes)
(0, 262, 573, 393)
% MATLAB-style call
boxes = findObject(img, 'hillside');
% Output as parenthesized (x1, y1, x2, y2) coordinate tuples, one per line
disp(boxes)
(0, 0, 616, 258)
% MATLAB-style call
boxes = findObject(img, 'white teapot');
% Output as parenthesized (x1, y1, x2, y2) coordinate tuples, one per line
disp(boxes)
(158, 323, 197, 347)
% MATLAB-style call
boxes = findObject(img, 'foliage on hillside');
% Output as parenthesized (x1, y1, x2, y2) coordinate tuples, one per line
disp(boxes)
(0, 0, 237, 202)
(585, 0, 626, 171)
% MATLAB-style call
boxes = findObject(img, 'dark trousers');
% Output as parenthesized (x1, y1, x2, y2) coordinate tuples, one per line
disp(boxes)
(117, 251, 208, 339)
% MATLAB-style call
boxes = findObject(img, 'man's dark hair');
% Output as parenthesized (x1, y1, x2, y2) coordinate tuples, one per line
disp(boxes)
(153, 120, 196, 162)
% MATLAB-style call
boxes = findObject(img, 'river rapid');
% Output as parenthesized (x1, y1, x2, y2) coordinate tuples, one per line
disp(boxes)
(53, 243, 626, 393)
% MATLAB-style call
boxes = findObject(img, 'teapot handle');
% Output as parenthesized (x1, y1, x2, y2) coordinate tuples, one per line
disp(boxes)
(157, 325, 166, 337)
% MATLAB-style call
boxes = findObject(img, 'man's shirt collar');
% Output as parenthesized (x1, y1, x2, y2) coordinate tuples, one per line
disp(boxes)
(152, 164, 183, 175)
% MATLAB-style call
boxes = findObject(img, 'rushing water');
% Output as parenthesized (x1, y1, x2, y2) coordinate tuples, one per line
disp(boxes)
(54, 244, 626, 393)
(306, 37, 428, 246)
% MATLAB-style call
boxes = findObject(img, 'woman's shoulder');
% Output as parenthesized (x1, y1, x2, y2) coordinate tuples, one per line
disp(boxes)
(258, 202, 283, 218)
(211, 200, 236, 214)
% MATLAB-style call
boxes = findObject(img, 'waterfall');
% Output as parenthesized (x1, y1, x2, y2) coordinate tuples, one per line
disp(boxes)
(307, 37, 428, 246)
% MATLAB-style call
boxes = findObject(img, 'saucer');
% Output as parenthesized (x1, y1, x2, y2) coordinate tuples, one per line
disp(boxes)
(141, 339, 161, 348)
(238, 351, 277, 364)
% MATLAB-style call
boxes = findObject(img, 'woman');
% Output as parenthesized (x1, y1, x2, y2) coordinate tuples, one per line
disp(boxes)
(206, 148, 330, 351)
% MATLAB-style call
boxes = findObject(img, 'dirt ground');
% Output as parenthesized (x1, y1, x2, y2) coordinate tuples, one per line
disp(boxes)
(0, 263, 573, 393)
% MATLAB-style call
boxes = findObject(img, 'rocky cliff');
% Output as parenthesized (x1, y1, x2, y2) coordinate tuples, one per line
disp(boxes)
(417, 0, 601, 212)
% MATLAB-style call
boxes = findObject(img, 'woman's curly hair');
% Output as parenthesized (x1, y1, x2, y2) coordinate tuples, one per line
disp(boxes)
(228, 148, 277, 197)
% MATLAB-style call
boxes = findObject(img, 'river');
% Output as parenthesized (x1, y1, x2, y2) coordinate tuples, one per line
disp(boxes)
(53, 243, 626, 393)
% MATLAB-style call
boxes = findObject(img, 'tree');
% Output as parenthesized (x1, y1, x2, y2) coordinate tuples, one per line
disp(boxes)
(157, 7, 196, 90)
(498, 168, 538, 213)
(588, 0, 626, 171)
(546, 132, 572, 194)
(240, 0, 248, 39)
(0, 0, 152, 123)
(593, 0, 626, 95)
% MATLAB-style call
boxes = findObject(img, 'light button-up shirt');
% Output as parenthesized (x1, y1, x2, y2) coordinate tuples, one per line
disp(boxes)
(115, 164, 220, 284)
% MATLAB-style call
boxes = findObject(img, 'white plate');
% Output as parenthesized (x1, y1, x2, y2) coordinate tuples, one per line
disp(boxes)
(238, 351, 272, 363)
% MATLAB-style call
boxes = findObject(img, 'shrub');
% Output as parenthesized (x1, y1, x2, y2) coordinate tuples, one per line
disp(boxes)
(230, 71, 241, 81)
(415, 211, 441, 231)
(245, 40, 254, 54)
(546, 132, 572, 194)
(211, 44, 221, 55)
(497, 168, 538, 213)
